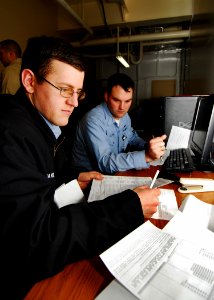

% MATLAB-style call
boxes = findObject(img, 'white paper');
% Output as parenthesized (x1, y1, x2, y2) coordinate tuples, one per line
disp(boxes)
(100, 221, 214, 300)
(95, 279, 138, 300)
(166, 125, 191, 150)
(152, 189, 178, 220)
(164, 210, 214, 251)
(100, 221, 178, 299)
(88, 176, 177, 220)
(178, 194, 214, 231)
(88, 175, 173, 202)
(54, 179, 85, 208)
(88, 176, 152, 202)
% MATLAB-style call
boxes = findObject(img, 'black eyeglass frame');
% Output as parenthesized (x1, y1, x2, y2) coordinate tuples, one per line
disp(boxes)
(41, 76, 86, 100)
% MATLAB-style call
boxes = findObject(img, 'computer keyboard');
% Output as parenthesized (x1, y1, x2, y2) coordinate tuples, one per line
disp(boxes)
(164, 148, 196, 172)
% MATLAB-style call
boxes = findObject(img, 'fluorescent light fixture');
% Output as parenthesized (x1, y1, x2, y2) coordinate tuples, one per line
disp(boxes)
(116, 55, 130, 68)
(116, 27, 130, 68)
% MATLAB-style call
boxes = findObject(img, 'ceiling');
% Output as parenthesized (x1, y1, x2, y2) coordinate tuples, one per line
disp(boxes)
(55, 0, 197, 58)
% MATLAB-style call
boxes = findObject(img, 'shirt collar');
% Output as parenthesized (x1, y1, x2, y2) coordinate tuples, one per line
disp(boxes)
(40, 114, 61, 139)
(102, 102, 126, 126)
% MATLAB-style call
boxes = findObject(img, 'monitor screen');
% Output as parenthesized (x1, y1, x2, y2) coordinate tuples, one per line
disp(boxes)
(190, 96, 214, 168)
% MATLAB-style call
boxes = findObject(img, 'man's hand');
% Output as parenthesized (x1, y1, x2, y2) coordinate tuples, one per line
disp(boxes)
(78, 171, 104, 190)
(145, 134, 167, 162)
(133, 185, 160, 218)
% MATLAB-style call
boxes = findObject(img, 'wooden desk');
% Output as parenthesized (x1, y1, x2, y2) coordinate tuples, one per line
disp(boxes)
(25, 167, 214, 300)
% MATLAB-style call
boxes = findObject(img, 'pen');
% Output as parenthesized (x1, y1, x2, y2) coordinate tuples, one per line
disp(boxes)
(150, 170, 160, 188)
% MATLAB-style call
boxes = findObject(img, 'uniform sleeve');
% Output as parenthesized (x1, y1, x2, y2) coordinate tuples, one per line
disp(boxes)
(0, 123, 144, 293)
(82, 116, 149, 174)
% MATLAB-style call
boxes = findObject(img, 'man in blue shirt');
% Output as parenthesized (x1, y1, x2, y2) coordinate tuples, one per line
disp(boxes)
(71, 73, 167, 174)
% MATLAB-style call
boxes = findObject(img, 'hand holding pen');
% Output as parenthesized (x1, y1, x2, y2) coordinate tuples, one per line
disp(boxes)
(145, 134, 167, 163)
(133, 181, 160, 217)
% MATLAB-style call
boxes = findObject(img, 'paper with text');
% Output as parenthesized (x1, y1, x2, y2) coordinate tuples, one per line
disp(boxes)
(164, 210, 214, 251)
(88, 176, 177, 220)
(152, 189, 178, 220)
(100, 221, 214, 300)
(88, 176, 152, 202)
(166, 125, 191, 150)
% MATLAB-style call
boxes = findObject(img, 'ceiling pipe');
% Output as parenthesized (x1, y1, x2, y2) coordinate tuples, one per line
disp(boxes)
(129, 42, 144, 65)
(55, 0, 93, 36)
(71, 29, 190, 47)
(80, 39, 184, 59)
(144, 39, 184, 46)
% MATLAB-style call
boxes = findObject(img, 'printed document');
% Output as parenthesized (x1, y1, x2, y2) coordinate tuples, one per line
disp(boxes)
(88, 176, 152, 201)
(100, 220, 214, 300)
(164, 210, 214, 251)
(166, 125, 191, 150)
(88, 175, 177, 220)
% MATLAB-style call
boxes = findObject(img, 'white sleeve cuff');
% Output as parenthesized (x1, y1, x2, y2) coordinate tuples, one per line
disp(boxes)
(54, 179, 85, 208)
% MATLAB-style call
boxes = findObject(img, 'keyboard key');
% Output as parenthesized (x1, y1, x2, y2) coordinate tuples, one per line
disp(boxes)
(164, 148, 196, 172)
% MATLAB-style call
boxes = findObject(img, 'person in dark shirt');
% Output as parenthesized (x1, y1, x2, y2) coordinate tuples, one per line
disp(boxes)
(0, 36, 160, 299)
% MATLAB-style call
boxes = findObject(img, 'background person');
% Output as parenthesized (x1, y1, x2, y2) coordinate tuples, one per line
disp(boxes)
(0, 39, 22, 94)
(0, 36, 160, 299)
(71, 73, 167, 174)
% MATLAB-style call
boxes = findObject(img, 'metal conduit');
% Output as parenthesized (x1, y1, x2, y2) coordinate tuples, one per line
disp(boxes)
(71, 30, 190, 47)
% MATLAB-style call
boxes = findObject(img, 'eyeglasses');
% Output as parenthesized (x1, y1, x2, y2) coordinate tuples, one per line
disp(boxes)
(41, 77, 86, 100)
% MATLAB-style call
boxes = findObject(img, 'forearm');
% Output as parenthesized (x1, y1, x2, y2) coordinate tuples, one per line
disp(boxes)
(98, 150, 150, 174)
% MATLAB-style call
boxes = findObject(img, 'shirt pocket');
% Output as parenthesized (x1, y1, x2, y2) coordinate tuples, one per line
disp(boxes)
(106, 130, 116, 147)
(121, 127, 132, 149)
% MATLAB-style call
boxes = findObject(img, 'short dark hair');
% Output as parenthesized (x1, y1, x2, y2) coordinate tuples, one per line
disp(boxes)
(106, 73, 135, 94)
(21, 36, 86, 82)
(0, 39, 22, 58)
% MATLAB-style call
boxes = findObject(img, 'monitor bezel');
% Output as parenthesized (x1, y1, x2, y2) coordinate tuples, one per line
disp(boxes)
(190, 96, 214, 168)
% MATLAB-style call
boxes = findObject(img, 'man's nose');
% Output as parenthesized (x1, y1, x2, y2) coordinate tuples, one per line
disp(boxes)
(119, 102, 125, 109)
(67, 93, 79, 107)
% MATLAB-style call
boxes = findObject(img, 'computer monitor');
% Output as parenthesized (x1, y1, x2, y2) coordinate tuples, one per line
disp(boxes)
(190, 95, 214, 170)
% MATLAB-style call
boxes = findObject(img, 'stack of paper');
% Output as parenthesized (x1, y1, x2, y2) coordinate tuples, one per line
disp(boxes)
(96, 195, 214, 300)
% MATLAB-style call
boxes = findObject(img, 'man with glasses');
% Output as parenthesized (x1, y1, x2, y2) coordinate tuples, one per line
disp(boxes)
(41, 76, 86, 100)
(0, 36, 160, 299)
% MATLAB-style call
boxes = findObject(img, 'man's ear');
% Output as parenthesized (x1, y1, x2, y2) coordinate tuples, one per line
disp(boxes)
(21, 69, 35, 93)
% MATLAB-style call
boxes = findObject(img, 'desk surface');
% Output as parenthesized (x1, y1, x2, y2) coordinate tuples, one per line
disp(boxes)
(25, 167, 214, 300)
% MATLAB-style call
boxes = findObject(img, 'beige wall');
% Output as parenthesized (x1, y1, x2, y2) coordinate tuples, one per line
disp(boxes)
(58, 0, 193, 31)
(0, 0, 58, 51)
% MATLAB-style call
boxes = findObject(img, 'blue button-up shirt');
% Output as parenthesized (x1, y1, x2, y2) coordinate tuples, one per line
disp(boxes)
(71, 102, 149, 174)
(40, 114, 61, 139)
